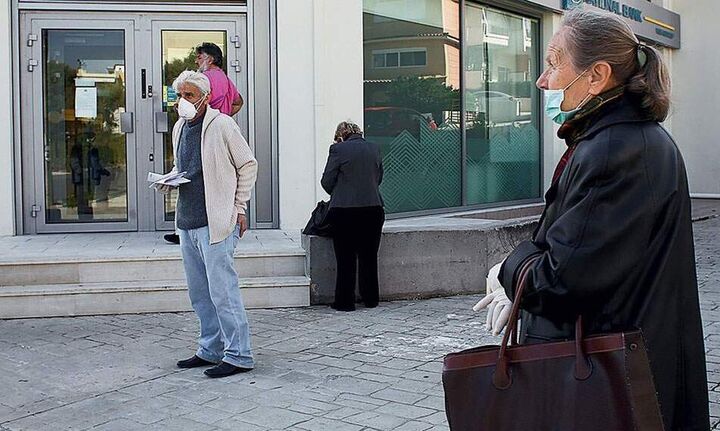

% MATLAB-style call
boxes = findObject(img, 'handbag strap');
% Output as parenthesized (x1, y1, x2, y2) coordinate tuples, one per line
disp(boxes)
(493, 255, 590, 389)
(497, 257, 537, 358)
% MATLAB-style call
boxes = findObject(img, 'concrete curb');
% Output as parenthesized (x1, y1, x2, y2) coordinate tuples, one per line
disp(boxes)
(303, 215, 538, 305)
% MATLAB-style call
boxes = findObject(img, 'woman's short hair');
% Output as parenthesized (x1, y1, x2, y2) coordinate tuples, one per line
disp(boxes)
(334, 121, 363, 142)
(560, 7, 670, 121)
(172, 70, 211, 96)
(196, 42, 225, 68)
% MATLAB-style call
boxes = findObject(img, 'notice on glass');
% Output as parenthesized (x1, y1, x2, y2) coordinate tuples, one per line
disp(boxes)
(75, 87, 97, 119)
(164, 85, 178, 107)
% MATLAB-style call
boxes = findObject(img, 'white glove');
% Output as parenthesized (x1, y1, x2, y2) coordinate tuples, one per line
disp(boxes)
(473, 289, 512, 336)
(485, 260, 504, 295)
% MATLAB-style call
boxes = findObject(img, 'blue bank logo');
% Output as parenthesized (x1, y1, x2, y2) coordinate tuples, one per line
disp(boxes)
(562, 0, 643, 23)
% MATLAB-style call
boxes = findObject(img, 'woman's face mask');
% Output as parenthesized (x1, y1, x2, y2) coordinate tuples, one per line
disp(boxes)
(177, 94, 208, 121)
(543, 68, 592, 125)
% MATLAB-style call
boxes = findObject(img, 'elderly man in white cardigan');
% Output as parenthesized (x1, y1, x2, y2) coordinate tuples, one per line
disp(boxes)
(157, 71, 258, 378)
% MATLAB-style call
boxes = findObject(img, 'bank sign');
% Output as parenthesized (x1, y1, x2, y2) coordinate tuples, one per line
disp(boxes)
(525, 0, 681, 49)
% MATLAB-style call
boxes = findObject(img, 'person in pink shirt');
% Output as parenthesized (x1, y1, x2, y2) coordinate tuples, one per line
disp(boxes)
(163, 42, 245, 246)
(195, 42, 243, 116)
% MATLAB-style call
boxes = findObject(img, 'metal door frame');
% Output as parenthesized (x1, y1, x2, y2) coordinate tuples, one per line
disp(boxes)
(20, 13, 140, 233)
(147, 15, 249, 231)
(14, 1, 279, 234)
(19, 11, 253, 233)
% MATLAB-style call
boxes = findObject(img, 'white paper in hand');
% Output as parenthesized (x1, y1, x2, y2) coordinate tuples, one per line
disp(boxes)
(147, 171, 190, 189)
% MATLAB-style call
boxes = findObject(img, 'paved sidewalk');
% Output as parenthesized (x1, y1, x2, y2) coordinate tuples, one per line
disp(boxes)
(0, 215, 719, 430)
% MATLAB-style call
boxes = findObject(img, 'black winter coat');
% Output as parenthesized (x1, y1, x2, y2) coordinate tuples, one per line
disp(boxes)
(321, 134, 384, 209)
(499, 94, 709, 430)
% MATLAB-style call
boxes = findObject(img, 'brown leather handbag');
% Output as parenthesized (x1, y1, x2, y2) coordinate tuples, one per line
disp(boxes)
(442, 259, 665, 431)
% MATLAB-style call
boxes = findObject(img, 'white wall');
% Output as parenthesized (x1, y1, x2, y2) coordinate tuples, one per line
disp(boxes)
(276, 0, 316, 230)
(0, 0, 15, 235)
(276, 0, 364, 230)
(666, 0, 720, 195)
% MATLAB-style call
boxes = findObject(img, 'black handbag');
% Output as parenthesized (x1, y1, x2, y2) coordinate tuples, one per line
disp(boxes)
(442, 258, 665, 430)
(302, 200, 333, 237)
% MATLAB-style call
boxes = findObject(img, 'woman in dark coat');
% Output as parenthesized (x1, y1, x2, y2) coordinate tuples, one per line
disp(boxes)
(321, 122, 384, 311)
(475, 8, 709, 430)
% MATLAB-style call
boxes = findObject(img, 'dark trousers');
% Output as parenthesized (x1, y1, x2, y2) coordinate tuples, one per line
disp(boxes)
(328, 206, 385, 310)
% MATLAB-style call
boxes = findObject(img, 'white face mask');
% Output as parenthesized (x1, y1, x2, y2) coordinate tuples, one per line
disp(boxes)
(197, 60, 210, 72)
(177, 94, 207, 121)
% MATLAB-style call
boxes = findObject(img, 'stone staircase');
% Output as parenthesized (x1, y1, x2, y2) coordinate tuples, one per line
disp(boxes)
(0, 231, 310, 318)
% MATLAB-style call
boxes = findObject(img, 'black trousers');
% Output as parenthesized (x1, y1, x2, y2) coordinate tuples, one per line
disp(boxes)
(328, 206, 385, 310)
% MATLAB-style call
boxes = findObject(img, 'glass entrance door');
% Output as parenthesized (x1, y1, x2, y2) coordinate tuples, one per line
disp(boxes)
(22, 16, 139, 232)
(148, 18, 246, 230)
(21, 12, 247, 234)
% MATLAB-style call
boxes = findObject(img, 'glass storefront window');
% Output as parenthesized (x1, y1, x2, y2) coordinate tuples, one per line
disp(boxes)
(363, 0, 541, 215)
(464, 5, 541, 205)
(363, 0, 462, 214)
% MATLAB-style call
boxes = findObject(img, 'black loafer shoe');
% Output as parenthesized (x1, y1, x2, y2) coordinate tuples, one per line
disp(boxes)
(364, 302, 379, 309)
(164, 233, 180, 245)
(177, 355, 215, 369)
(203, 361, 253, 378)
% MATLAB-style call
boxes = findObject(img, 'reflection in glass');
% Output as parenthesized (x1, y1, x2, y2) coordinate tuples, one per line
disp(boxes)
(363, 0, 461, 214)
(464, 5, 541, 204)
(160, 31, 227, 222)
(42, 29, 128, 223)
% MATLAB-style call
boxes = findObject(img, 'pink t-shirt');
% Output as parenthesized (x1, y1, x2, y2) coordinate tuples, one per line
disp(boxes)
(204, 67, 240, 116)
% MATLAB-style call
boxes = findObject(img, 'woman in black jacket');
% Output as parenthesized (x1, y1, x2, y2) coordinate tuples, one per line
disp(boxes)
(321, 122, 384, 312)
(474, 7, 708, 430)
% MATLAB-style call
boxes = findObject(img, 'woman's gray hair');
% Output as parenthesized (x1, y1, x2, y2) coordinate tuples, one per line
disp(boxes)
(172, 70, 211, 95)
(560, 7, 670, 121)
(334, 121, 363, 142)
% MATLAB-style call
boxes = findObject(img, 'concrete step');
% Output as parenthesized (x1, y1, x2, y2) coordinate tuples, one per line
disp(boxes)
(0, 276, 311, 318)
(0, 252, 306, 286)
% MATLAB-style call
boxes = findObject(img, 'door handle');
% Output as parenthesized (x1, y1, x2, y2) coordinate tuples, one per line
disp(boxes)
(120, 112, 134, 133)
(141, 69, 147, 99)
(155, 111, 169, 133)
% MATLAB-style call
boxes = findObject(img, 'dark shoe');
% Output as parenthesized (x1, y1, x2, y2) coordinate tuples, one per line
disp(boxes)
(364, 301, 379, 308)
(203, 361, 253, 378)
(330, 303, 356, 312)
(164, 233, 180, 245)
(177, 355, 215, 369)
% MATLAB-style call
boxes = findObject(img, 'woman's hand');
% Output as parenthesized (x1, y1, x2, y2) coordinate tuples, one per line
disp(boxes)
(485, 261, 504, 294)
(472, 259, 511, 335)
(473, 289, 512, 336)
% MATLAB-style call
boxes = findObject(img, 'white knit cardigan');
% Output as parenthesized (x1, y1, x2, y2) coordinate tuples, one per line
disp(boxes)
(171, 107, 258, 244)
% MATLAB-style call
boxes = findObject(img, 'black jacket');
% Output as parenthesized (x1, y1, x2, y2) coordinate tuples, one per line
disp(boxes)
(499, 96, 709, 430)
(321, 134, 384, 208)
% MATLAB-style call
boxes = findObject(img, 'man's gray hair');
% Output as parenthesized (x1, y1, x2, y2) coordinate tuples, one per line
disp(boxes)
(172, 70, 211, 95)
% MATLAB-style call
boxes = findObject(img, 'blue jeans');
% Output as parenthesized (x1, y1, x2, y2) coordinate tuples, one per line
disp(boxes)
(179, 225, 254, 368)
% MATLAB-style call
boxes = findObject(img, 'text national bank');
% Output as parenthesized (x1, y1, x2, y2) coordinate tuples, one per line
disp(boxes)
(563, 0, 643, 22)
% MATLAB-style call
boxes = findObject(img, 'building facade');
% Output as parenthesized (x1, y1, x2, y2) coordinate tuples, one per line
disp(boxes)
(0, 0, 714, 237)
